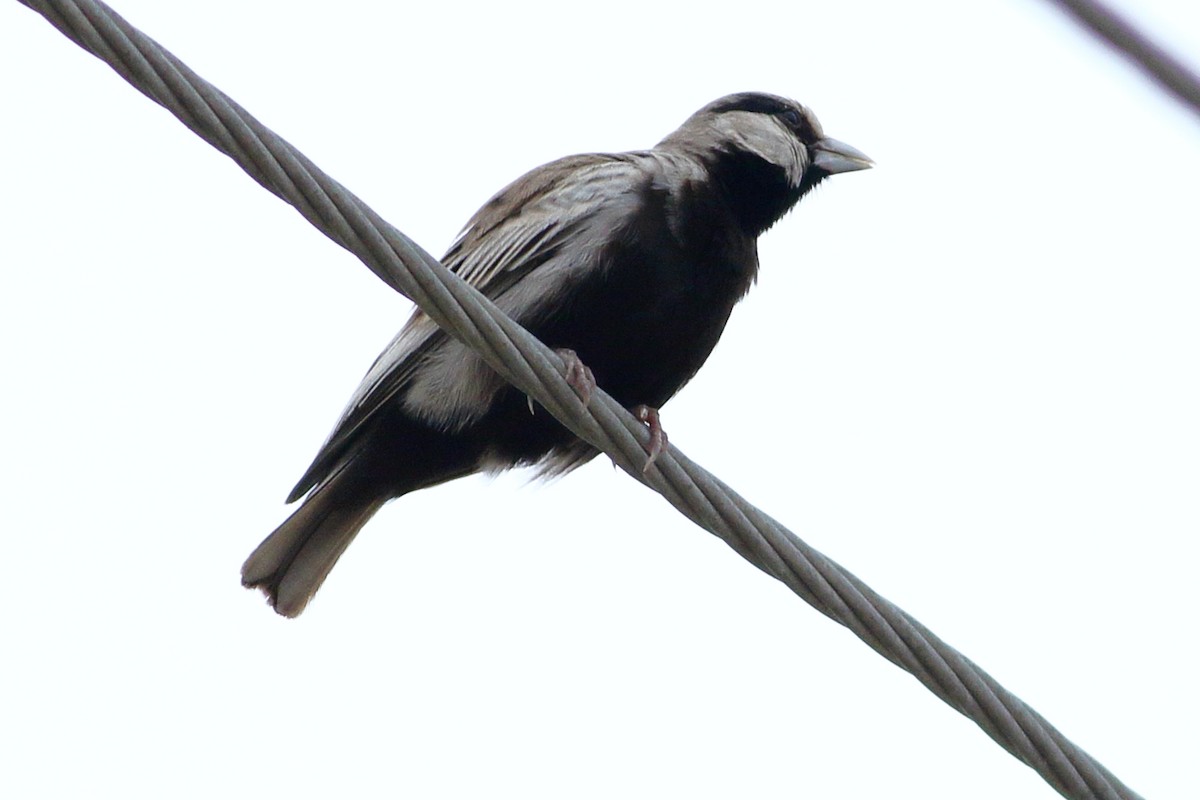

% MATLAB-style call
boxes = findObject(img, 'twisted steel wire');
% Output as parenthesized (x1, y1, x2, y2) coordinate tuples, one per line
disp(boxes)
(16, 1, 1146, 798)
(1045, 0, 1200, 119)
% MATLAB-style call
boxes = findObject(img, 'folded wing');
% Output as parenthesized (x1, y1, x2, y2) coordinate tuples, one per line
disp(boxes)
(286, 153, 657, 502)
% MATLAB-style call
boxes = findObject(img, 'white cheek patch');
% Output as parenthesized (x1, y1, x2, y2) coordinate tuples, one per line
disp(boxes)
(712, 112, 808, 187)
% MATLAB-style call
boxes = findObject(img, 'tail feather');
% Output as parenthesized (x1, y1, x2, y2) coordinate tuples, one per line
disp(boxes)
(242, 466, 385, 618)
(246, 415, 485, 617)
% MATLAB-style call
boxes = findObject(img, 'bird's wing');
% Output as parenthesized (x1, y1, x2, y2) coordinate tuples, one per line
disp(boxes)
(287, 153, 656, 501)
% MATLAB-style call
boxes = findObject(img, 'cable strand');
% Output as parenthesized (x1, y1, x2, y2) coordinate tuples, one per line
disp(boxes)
(17, 2, 1145, 797)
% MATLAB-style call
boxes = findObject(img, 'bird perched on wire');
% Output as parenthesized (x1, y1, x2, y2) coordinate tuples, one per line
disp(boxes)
(242, 91, 872, 617)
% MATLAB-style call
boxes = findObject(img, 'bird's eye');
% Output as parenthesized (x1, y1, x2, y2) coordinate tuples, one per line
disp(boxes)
(780, 109, 802, 126)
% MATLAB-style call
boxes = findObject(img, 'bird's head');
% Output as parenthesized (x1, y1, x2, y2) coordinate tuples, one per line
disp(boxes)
(659, 92, 872, 235)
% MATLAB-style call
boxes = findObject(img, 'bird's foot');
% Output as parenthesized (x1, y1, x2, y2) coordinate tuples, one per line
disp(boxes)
(555, 348, 596, 406)
(631, 404, 668, 473)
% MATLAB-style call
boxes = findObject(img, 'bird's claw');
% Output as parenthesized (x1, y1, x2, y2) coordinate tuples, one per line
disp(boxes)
(632, 404, 668, 473)
(555, 348, 596, 406)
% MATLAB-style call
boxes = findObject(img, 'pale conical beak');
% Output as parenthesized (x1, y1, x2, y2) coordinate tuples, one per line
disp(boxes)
(811, 137, 874, 175)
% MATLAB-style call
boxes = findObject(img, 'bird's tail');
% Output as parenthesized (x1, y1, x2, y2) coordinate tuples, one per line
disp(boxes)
(242, 461, 386, 618)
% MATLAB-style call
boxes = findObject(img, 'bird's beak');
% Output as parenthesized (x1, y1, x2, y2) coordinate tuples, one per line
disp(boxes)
(811, 137, 874, 175)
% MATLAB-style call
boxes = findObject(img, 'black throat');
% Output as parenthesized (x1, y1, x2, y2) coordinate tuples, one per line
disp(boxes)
(707, 150, 815, 236)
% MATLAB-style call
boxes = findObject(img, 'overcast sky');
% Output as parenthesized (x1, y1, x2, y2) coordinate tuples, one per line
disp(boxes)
(2, 1, 1197, 798)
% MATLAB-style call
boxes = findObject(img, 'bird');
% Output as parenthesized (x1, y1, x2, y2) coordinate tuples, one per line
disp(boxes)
(242, 91, 872, 617)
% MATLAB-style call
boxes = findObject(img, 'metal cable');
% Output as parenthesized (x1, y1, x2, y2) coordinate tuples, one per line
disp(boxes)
(16, 1, 1143, 798)
(1044, 0, 1200, 119)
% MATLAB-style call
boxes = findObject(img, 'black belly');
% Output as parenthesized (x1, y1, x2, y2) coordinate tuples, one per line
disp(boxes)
(464, 231, 755, 468)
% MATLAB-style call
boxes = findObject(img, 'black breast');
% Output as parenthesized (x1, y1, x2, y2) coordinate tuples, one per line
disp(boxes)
(535, 177, 756, 408)
(452, 167, 759, 470)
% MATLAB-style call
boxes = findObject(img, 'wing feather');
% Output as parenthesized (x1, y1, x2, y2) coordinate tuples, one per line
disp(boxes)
(288, 152, 657, 501)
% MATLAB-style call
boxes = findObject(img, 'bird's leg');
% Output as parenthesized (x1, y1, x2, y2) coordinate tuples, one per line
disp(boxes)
(631, 404, 668, 472)
(555, 348, 596, 406)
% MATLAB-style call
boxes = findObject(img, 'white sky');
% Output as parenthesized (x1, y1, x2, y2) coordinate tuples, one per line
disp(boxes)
(1, 1, 1197, 798)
